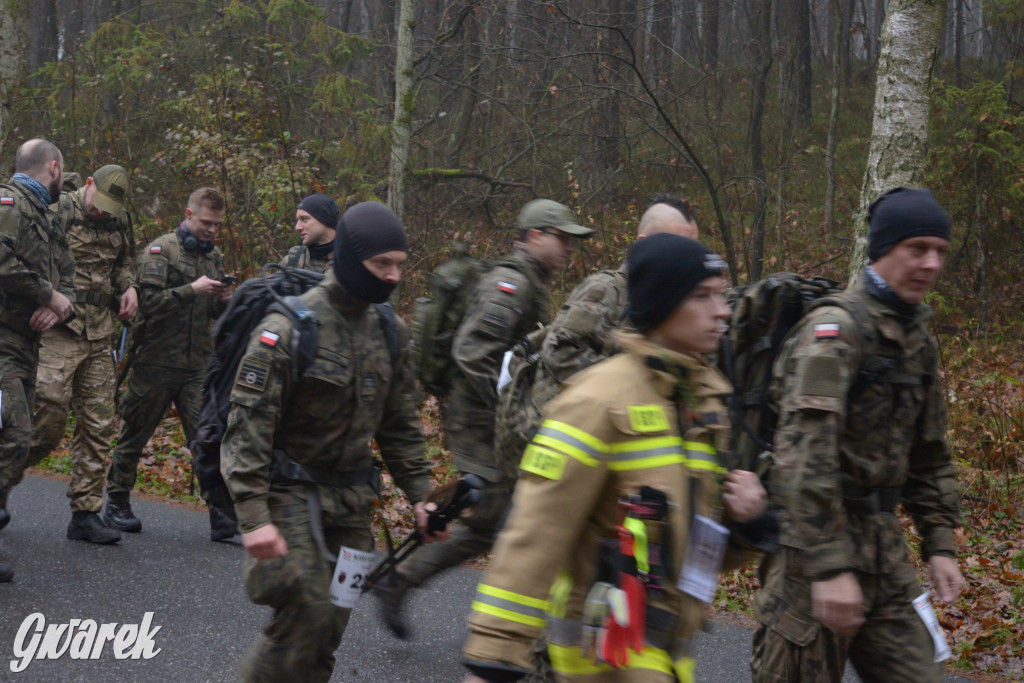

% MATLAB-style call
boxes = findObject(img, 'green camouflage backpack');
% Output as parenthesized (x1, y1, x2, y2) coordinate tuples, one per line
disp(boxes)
(493, 325, 551, 483)
(411, 243, 487, 397)
(412, 244, 541, 398)
(720, 272, 844, 478)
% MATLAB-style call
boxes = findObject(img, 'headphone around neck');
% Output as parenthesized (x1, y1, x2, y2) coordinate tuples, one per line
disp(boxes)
(176, 224, 215, 254)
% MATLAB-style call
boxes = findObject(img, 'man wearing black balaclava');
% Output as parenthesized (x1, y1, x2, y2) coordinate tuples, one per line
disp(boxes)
(0, 138, 75, 582)
(280, 192, 339, 274)
(751, 187, 963, 683)
(221, 201, 445, 682)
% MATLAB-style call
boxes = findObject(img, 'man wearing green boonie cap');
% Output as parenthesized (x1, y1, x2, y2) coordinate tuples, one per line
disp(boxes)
(25, 164, 138, 545)
(374, 198, 592, 638)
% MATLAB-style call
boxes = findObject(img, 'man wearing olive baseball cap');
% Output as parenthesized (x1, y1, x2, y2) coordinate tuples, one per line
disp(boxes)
(375, 198, 592, 639)
(25, 164, 138, 545)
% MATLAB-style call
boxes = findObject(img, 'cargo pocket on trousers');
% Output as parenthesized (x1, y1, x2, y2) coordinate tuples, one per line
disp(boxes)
(243, 554, 302, 608)
(768, 606, 819, 646)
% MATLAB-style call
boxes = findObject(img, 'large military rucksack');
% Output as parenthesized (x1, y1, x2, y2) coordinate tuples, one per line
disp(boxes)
(493, 268, 628, 481)
(720, 272, 844, 478)
(191, 265, 399, 520)
(411, 244, 539, 398)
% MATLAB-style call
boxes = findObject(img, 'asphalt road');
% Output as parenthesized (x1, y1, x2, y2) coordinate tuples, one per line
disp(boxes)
(0, 475, 977, 682)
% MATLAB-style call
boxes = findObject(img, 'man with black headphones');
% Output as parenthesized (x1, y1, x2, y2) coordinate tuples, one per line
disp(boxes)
(103, 187, 233, 537)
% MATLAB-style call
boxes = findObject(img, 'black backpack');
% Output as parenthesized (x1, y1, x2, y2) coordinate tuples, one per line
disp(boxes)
(191, 265, 399, 519)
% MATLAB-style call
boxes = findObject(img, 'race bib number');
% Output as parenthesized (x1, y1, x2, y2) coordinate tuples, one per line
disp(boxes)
(912, 591, 952, 662)
(677, 515, 729, 603)
(328, 546, 375, 609)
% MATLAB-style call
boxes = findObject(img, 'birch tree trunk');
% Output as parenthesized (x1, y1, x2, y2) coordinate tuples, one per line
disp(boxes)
(848, 0, 947, 282)
(387, 0, 417, 221)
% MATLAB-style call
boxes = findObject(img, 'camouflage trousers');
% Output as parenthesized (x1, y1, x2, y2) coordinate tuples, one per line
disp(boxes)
(750, 547, 944, 683)
(25, 327, 117, 512)
(0, 332, 38, 511)
(107, 364, 203, 501)
(239, 484, 373, 683)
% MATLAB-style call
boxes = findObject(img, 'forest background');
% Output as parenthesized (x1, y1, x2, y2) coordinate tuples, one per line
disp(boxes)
(1, 0, 1021, 678)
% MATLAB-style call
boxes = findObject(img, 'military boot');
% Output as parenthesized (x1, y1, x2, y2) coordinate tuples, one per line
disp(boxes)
(67, 511, 122, 544)
(208, 505, 238, 542)
(372, 579, 412, 640)
(103, 500, 142, 533)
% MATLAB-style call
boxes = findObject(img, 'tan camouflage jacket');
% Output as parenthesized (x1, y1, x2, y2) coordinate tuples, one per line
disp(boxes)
(279, 244, 333, 274)
(768, 278, 959, 580)
(533, 262, 628, 408)
(464, 333, 746, 673)
(133, 230, 226, 371)
(0, 180, 75, 339)
(221, 273, 433, 533)
(52, 188, 135, 340)
(451, 246, 550, 410)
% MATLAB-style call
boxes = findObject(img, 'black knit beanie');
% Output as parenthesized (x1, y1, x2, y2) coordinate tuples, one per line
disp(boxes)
(627, 234, 727, 333)
(333, 201, 408, 304)
(297, 193, 340, 233)
(867, 187, 951, 262)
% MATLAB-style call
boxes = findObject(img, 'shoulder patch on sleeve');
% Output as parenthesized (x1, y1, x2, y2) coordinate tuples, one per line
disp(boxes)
(520, 444, 568, 480)
(795, 354, 845, 398)
(814, 322, 840, 340)
(497, 281, 518, 294)
(0, 197, 14, 206)
(236, 357, 271, 393)
(149, 245, 162, 254)
(627, 405, 670, 433)
(258, 330, 280, 347)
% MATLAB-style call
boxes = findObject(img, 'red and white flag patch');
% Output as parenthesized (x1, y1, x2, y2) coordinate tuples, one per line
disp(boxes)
(259, 330, 280, 347)
(814, 323, 840, 339)
(149, 245, 162, 254)
(497, 281, 518, 294)
(0, 197, 14, 206)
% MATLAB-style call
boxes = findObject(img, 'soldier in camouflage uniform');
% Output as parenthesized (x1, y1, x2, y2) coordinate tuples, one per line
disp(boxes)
(378, 199, 593, 638)
(222, 202, 442, 682)
(103, 187, 233, 535)
(531, 195, 699, 412)
(750, 188, 964, 682)
(24, 165, 136, 545)
(279, 192, 338, 274)
(0, 139, 75, 582)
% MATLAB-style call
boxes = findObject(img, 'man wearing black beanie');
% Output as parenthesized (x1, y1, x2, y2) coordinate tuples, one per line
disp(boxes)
(460, 233, 769, 682)
(751, 188, 962, 683)
(221, 201, 445, 681)
(280, 192, 340, 273)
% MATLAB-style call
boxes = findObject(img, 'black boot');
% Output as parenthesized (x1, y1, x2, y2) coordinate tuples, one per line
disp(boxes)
(208, 505, 238, 542)
(67, 511, 121, 544)
(102, 500, 142, 533)
(372, 579, 412, 640)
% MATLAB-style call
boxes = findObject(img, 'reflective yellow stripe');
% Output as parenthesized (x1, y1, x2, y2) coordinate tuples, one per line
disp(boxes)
(534, 420, 607, 467)
(477, 583, 548, 610)
(623, 517, 649, 573)
(471, 600, 547, 628)
(472, 584, 548, 629)
(547, 570, 573, 619)
(675, 655, 697, 683)
(547, 642, 675, 676)
(684, 440, 727, 474)
(607, 436, 684, 471)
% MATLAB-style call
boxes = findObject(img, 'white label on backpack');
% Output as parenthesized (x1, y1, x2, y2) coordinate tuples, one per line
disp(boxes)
(677, 515, 729, 603)
(497, 349, 514, 394)
(328, 546, 375, 609)
(912, 591, 952, 662)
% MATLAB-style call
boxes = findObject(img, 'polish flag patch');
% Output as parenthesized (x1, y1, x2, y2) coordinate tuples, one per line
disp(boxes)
(814, 323, 840, 339)
(259, 330, 280, 347)
(497, 281, 518, 294)
(0, 197, 14, 206)
(149, 245, 162, 254)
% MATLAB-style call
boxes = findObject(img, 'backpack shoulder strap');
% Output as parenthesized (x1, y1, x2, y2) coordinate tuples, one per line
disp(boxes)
(375, 302, 400, 366)
(267, 294, 321, 380)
